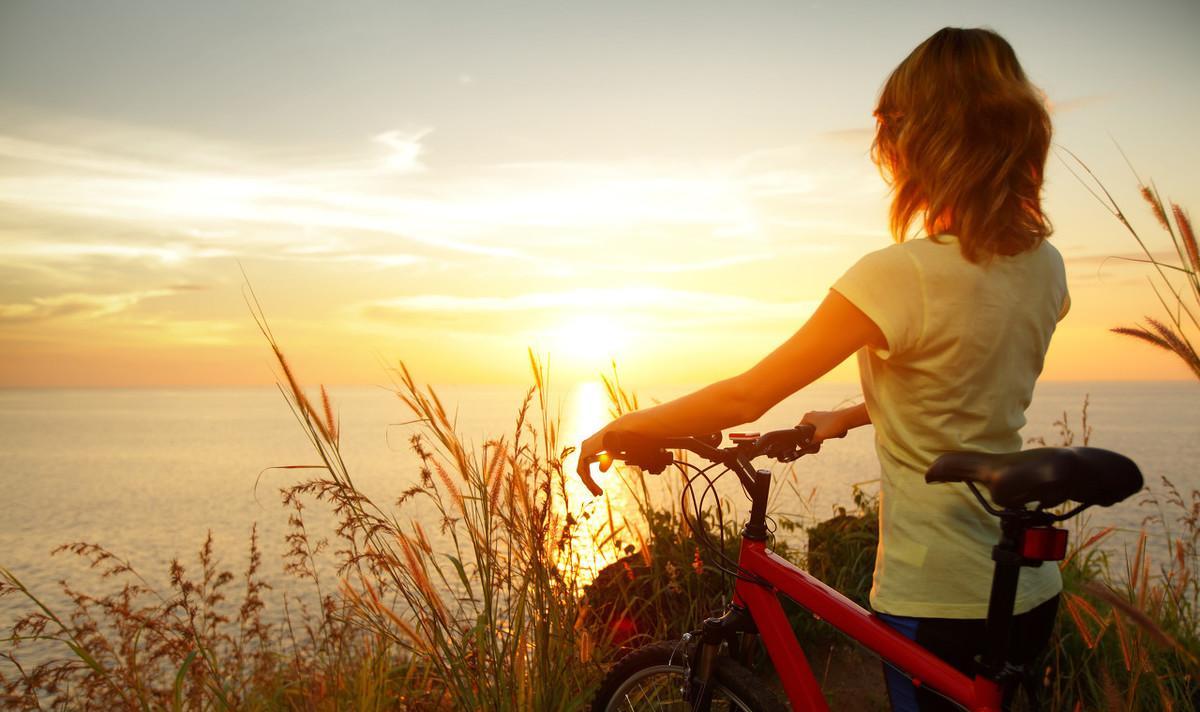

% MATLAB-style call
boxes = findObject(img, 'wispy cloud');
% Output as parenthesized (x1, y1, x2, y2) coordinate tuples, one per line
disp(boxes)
(372, 128, 432, 173)
(1063, 249, 1178, 266)
(818, 127, 874, 145)
(1046, 94, 1110, 114)
(0, 116, 878, 376)
(604, 253, 775, 274)
(0, 119, 879, 277)
(0, 286, 193, 323)
(361, 287, 817, 329)
(0, 240, 234, 264)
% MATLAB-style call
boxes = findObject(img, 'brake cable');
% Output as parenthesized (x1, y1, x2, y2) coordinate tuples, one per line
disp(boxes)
(677, 459, 773, 588)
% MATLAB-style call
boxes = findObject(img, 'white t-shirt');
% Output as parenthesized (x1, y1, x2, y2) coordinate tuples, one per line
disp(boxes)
(832, 233, 1069, 618)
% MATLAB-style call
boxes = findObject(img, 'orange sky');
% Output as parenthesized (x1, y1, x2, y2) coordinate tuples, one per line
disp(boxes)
(1, 1, 1197, 387)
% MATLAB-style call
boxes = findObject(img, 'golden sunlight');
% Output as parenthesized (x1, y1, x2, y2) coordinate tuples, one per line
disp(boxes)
(561, 379, 617, 499)
(541, 313, 633, 371)
(559, 379, 632, 584)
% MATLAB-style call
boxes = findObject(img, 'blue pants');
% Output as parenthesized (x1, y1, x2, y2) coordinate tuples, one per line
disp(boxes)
(876, 595, 1059, 712)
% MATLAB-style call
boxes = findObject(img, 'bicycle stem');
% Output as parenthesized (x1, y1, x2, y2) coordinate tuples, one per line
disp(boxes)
(741, 464, 772, 542)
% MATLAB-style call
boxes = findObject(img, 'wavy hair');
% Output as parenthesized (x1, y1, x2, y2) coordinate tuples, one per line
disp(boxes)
(871, 27, 1053, 262)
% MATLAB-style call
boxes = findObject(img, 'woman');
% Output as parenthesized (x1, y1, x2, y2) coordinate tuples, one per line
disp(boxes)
(576, 27, 1068, 712)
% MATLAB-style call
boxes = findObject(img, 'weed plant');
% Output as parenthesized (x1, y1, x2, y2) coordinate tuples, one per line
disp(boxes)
(1030, 402, 1200, 710)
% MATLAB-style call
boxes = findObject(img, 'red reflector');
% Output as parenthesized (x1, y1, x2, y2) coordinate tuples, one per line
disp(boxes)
(1021, 527, 1068, 561)
(729, 432, 760, 442)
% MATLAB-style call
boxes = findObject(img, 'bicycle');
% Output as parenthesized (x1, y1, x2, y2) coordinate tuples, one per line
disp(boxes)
(586, 425, 1143, 712)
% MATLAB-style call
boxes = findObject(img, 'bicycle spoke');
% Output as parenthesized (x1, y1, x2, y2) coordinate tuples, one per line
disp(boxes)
(610, 667, 747, 711)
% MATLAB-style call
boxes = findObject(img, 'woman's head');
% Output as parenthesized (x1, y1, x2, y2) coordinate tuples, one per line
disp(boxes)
(871, 27, 1052, 262)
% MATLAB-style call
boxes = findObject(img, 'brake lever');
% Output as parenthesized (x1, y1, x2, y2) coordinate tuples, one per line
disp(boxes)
(771, 442, 819, 462)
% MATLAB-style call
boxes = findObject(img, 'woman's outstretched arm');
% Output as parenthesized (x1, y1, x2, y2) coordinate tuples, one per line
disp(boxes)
(576, 289, 885, 494)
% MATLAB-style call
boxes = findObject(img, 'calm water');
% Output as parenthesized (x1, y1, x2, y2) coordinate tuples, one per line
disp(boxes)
(1, 381, 1197, 637)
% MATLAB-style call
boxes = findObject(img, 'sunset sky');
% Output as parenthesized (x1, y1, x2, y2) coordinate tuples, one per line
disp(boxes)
(1, 0, 1197, 387)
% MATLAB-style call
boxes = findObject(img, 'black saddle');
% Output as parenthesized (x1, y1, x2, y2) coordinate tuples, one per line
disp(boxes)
(926, 447, 1143, 509)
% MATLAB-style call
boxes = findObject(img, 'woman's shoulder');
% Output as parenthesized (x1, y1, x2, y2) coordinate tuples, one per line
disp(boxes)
(1033, 238, 1066, 267)
(895, 233, 960, 260)
(840, 240, 921, 281)
(903, 234, 1064, 268)
(844, 235, 1064, 282)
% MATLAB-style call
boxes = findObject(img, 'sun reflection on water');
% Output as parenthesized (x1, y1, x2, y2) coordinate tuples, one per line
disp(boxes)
(558, 380, 633, 587)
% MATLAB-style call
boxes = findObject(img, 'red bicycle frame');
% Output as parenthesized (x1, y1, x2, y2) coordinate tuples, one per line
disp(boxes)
(599, 427, 1089, 712)
(731, 536, 1002, 712)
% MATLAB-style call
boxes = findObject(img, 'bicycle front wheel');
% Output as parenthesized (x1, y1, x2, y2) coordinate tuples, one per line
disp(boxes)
(590, 641, 787, 712)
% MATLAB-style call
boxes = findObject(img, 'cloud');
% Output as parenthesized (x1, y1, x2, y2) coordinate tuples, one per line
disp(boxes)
(0, 240, 234, 264)
(0, 287, 185, 323)
(1062, 249, 1179, 267)
(818, 127, 874, 144)
(732, 141, 883, 207)
(0, 126, 514, 260)
(275, 243, 426, 269)
(1046, 94, 1110, 115)
(603, 253, 774, 274)
(372, 128, 433, 173)
(117, 317, 240, 346)
(360, 287, 817, 330)
(0, 119, 882, 286)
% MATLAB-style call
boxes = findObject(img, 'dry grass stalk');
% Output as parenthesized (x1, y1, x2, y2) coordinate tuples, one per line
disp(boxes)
(1058, 150, 1200, 381)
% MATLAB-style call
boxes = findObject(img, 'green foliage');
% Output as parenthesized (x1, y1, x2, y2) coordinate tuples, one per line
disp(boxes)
(1043, 484, 1200, 711)
(1033, 399, 1200, 711)
(803, 486, 879, 608)
(583, 506, 805, 649)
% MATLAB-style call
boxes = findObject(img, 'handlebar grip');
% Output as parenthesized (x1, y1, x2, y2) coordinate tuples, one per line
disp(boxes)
(755, 425, 817, 462)
(602, 431, 674, 474)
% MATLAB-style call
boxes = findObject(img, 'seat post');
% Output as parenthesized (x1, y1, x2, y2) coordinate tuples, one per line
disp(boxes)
(982, 516, 1025, 676)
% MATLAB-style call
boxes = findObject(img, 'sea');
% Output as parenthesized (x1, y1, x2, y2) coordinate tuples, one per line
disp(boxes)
(1, 381, 1196, 653)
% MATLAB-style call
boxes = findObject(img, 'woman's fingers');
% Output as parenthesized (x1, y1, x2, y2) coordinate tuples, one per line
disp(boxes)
(576, 431, 607, 496)
(578, 466, 603, 496)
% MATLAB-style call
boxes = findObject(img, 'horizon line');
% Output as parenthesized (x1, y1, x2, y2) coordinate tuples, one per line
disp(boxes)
(1, 378, 1194, 391)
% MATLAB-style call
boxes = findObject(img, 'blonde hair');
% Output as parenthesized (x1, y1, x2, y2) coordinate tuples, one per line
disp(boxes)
(871, 27, 1052, 262)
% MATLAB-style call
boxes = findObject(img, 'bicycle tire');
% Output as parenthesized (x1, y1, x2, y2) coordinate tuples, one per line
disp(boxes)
(590, 640, 787, 712)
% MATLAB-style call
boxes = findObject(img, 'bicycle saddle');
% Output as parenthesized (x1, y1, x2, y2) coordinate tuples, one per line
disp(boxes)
(925, 447, 1143, 509)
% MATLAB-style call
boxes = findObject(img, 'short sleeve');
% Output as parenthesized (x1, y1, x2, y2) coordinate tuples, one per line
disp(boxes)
(1049, 243, 1070, 322)
(831, 245, 924, 359)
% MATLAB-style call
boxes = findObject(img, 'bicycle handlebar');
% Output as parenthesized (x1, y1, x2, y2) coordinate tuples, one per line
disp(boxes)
(600, 424, 819, 475)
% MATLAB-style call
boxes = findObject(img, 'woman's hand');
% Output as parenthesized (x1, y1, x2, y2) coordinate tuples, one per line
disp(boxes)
(800, 410, 850, 443)
(801, 403, 870, 444)
(576, 421, 619, 496)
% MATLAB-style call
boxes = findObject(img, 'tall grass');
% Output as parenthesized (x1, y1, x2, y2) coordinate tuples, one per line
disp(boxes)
(3, 286, 1198, 710)
(240, 301, 614, 709)
(1031, 160, 1200, 708)
(0, 528, 395, 709)
(1048, 485, 1200, 711)
(1060, 150, 1200, 379)
(1, 296, 619, 708)
(0, 304, 744, 708)
(1024, 399, 1200, 711)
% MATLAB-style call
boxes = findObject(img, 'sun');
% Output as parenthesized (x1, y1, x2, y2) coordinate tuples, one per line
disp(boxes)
(542, 313, 632, 368)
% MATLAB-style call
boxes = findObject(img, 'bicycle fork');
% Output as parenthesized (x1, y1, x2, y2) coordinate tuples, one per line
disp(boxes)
(685, 603, 760, 711)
